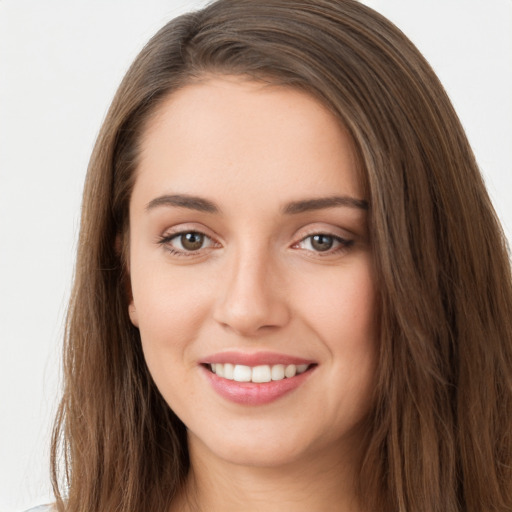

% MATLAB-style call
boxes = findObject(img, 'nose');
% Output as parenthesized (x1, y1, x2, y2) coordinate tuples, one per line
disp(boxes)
(213, 247, 291, 337)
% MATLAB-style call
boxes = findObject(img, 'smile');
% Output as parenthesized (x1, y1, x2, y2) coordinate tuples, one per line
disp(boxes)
(209, 363, 310, 383)
(201, 356, 316, 405)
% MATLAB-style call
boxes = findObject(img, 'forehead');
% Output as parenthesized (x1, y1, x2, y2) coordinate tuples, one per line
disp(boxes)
(133, 76, 364, 210)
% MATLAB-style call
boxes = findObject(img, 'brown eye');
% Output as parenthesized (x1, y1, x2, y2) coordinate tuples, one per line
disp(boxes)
(180, 232, 205, 251)
(159, 230, 217, 257)
(310, 234, 334, 252)
(295, 232, 353, 255)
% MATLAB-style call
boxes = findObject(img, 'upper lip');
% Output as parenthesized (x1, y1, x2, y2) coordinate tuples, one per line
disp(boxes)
(201, 351, 316, 366)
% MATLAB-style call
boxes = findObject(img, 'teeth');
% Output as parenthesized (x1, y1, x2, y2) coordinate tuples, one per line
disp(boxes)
(223, 363, 234, 380)
(252, 365, 271, 383)
(209, 363, 310, 383)
(233, 365, 252, 382)
(271, 364, 285, 381)
(284, 364, 296, 378)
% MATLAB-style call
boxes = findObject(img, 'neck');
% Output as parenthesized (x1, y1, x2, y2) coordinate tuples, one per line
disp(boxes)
(170, 432, 364, 512)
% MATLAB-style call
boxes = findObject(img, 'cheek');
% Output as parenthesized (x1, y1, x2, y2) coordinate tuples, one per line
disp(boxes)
(129, 259, 214, 370)
(297, 258, 377, 346)
(131, 269, 212, 413)
(296, 258, 378, 413)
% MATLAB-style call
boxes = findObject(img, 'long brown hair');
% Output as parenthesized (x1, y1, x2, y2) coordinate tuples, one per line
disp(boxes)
(51, 1, 512, 510)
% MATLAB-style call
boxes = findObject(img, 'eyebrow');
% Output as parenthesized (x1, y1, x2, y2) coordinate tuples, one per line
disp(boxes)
(282, 196, 369, 214)
(145, 193, 369, 214)
(146, 194, 219, 213)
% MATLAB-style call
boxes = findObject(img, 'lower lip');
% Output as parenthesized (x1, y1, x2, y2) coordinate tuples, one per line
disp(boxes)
(201, 365, 315, 405)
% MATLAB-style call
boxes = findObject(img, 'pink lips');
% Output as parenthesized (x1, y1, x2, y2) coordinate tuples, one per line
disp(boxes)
(203, 351, 314, 366)
(200, 351, 316, 405)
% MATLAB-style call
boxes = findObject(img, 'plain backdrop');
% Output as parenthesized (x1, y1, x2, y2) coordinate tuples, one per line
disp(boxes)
(0, 1, 511, 511)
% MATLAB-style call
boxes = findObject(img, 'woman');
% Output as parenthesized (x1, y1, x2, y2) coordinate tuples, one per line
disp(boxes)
(39, 0, 512, 510)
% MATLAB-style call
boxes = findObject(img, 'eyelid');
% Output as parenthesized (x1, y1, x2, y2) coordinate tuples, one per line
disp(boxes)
(291, 224, 355, 255)
(156, 223, 358, 258)
(294, 233, 353, 251)
(159, 222, 220, 240)
(292, 223, 354, 242)
(157, 223, 222, 256)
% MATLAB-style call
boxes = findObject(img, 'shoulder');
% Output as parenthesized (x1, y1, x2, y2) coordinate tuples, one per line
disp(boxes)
(23, 506, 54, 512)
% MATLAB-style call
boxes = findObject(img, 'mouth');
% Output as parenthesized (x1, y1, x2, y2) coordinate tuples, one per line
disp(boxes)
(204, 362, 314, 383)
(200, 355, 317, 405)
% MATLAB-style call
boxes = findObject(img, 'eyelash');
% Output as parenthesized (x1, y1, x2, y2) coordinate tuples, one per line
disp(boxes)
(157, 231, 219, 257)
(158, 230, 354, 257)
(293, 233, 354, 256)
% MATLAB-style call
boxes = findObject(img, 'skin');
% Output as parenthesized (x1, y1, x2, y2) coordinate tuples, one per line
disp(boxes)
(128, 76, 378, 512)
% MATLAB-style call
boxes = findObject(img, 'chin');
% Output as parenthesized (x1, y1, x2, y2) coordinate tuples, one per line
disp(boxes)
(200, 434, 310, 468)
(187, 416, 356, 470)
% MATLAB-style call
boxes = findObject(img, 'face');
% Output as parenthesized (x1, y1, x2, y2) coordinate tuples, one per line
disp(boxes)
(128, 76, 377, 469)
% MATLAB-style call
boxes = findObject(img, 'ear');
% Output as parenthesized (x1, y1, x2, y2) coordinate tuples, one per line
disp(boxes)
(128, 300, 139, 327)
(116, 232, 139, 327)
